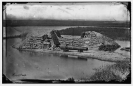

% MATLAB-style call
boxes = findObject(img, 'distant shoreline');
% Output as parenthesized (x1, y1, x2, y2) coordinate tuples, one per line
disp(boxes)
(3, 20, 130, 27)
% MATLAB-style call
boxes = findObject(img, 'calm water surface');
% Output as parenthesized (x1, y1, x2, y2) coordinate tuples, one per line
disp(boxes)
(4, 39, 116, 81)
(3, 26, 130, 81)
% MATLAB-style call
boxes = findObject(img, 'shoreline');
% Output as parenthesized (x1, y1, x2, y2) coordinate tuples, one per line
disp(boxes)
(17, 49, 130, 63)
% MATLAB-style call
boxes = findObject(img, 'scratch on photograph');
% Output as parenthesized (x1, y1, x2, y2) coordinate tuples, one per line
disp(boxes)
(2, 2, 131, 83)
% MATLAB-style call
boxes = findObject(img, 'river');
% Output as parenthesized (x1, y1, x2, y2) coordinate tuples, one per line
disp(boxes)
(3, 26, 130, 82)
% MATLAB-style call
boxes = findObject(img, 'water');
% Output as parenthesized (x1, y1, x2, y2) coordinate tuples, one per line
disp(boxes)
(3, 26, 130, 81)
(4, 38, 116, 81)
(115, 40, 130, 57)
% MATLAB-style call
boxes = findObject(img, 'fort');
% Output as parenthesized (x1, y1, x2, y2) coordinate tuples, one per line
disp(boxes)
(13, 30, 130, 62)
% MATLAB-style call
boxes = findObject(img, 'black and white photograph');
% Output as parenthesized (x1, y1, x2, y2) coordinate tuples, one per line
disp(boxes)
(2, 2, 131, 83)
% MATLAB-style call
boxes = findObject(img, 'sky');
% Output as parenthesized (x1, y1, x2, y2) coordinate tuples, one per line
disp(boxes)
(5, 3, 130, 21)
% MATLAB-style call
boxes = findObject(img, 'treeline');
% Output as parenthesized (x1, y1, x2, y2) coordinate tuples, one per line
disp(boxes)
(59, 26, 131, 41)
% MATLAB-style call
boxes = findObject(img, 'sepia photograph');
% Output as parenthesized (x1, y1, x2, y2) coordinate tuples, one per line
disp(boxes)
(2, 2, 131, 83)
